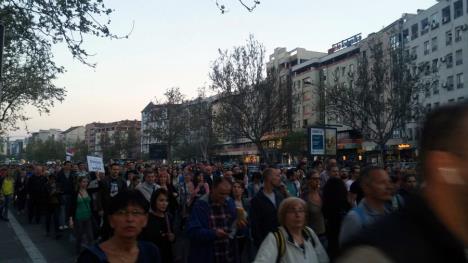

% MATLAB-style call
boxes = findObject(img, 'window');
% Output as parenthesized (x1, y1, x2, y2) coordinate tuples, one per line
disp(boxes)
(403, 29, 410, 43)
(424, 41, 430, 55)
(446, 30, 453, 46)
(425, 83, 431, 97)
(434, 102, 440, 108)
(390, 35, 400, 49)
(411, 24, 419, 40)
(411, 46, 418, 59)
(407, 128, 413, 141)
(447, 53, 454, 68)
(442, 6, 451, 24)
(303, 119, 308, 127)
(454, 0, 463, 18)
(456, 50, 463, 65)
(449, 99, 455, 103)
(457, 73, 464, 89)
(447, 75, 454, 90)
(431, 13, 439, 29)
(458, 97, 465, 101)
(433, 80, 440, 94)
(432, 59, 439, 73)
(426, 104, 432, 113)
(421, 18, 430, 35)
(341, 66, 346, 77)
(431, 37, 438, 52)
(455, 26, 462, 42)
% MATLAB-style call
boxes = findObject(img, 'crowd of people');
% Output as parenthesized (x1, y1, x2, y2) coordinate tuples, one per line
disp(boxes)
(0, 102, 467, 263)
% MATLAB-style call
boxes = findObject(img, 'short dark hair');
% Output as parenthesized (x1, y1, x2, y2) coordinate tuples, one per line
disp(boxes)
(286, 168, 296, 179)
(212, 176, 231, 189)
(63, 161, 72, 165)
(420, 102, 468, 167)
(360, 166, 385, 188)
(150, 188, 169, 212)
(107, 190, 149, 215)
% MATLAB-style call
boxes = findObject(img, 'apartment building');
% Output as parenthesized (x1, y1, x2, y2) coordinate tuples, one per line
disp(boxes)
(402, 0, 468, 143)
(85, 120, 141, 157)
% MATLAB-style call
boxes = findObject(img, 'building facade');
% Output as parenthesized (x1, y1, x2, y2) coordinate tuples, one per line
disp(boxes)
(402, 0, 468, 146)
(61, 126, 86, 146)
(85, 120, 141, 158)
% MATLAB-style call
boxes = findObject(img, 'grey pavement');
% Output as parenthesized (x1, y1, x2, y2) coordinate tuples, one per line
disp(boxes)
(0, 209, 76, 263)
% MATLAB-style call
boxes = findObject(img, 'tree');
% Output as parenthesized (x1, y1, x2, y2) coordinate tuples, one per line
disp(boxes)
(282, 130, 308, 161)
(210, 35, 288, 162)
(72, 140, 89, 163)
(24, 137, 65, 163)
(99, 132, 115, 162)
(326, 38, 422, 163)
(0, 0, 124, 131)
(146, 87, 188, 162)
(186, 87, 217, 161)
(215, 0, 260, 14)
(124, 128, 140, 159)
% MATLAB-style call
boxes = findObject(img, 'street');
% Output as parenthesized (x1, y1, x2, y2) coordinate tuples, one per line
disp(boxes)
(0, 209, 76, 263)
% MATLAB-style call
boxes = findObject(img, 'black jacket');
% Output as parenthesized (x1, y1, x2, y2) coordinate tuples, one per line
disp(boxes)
(26, 174, 48, 198)
(56, 170, 77, 195)
(250, 188, 284, 248)
(68, 189, 94, 220)
(341, 195, 467, 263)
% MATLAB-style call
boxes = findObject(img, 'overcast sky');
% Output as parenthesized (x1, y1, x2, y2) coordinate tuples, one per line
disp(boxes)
(9, 0, 436, 138)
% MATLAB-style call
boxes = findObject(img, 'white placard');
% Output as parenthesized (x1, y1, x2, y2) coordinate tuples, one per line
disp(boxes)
(87, 156, 105, 173)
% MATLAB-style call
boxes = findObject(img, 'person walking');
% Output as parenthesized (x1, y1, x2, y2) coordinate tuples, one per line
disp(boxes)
(187, 177, 237, 263)
(140, 189, 175, 263)
(253, 197, 329, 263)
(337, 103, 468, 263)
(45, 174, 62, 239)
(69, 177, 95, 254)
(77, 190, 161, 263)
(0, 170, 15, 221)
(250, 168, 284, 249)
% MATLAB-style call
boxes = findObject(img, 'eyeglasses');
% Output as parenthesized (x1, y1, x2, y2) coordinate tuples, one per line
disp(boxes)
(113, 209, 147, 217)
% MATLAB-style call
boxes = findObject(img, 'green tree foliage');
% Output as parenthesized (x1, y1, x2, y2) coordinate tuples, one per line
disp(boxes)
(72, 140, 89, 163)
(0, 0, 123, 131)
(25, 138, 65, 163)
(282, 130, 307, 160)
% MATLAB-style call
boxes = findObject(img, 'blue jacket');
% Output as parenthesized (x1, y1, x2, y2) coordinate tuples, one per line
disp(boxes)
(187, 194, 237, 263)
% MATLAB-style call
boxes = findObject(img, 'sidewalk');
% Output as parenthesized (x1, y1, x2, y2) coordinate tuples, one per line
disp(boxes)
(0, 210, 76, 263)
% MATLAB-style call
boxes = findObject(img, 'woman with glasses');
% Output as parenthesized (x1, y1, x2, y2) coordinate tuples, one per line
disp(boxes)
(304, 170, 327, 248)
(253, 197, 329, 263)
(77, 190, 161, 263)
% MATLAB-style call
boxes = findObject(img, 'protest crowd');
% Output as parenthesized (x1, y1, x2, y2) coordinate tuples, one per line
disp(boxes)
(0, 103, 467, 263)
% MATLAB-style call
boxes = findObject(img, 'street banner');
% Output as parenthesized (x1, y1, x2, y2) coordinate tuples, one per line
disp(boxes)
(309, 128, 325, 155)
(87, 156, 105, 173)
(325, 128, 337, 156)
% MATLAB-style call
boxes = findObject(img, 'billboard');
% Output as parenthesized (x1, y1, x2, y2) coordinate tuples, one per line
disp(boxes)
(308, 127, 337, 156)
(309, 128, 325, 155)
(325, 128, 337, 156)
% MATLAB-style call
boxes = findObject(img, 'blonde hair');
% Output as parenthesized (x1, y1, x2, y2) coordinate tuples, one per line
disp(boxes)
(277, 197, 306, 226)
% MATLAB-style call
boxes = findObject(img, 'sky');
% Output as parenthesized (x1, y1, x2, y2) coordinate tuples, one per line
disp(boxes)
(9, 0, 437, 139)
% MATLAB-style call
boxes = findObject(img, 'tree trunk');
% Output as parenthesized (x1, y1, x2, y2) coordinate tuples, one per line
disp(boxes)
(256, 141, 268, 164)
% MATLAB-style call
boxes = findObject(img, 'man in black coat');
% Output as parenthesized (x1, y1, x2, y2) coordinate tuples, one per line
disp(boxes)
(26, 165, 48, 224)
(250, 168, 284, 248)
(337, 103, 468, 263)
(56, 161, 76, 229)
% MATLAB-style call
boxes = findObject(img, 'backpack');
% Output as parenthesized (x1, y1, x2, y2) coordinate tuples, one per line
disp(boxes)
(272, 227, 316, 263)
